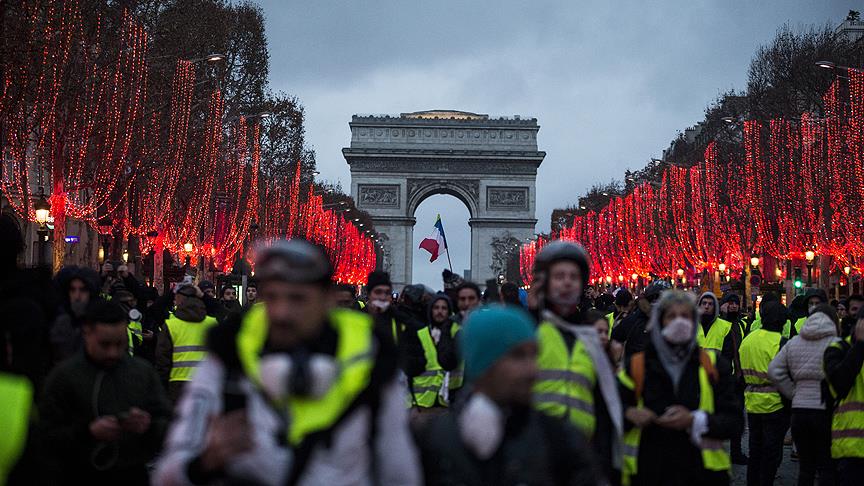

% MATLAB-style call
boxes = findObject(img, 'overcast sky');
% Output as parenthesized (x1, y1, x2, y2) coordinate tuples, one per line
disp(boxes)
(257, 0, 855, 289)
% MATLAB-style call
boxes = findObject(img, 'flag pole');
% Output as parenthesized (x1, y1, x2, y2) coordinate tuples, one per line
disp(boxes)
(439, 214, 454, 272)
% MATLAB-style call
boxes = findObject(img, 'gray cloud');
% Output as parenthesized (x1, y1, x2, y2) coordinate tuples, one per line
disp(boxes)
(257, 0, 854, 288)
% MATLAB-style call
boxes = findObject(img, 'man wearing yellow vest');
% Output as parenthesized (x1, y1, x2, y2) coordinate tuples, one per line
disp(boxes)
(739, 300, 790, 486)
(531, 241, 623, 484)
(155, 283, 218, 402)
(411, 293, 462, 410)
(791, 288, 828, 338)
(824, 305, 864, 485)
(155, 240, 420, 485)
(607, 289, 633, 333)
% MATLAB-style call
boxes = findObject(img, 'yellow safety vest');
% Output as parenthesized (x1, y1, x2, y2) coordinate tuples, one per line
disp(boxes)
(166, 314, 218, 382)
(127, 319, 143, 356)
(413, 323, 463, 408)
(237, 304, 377, 446)
(828, 337, 864, 458)
(0, 373, 32, 485)
(739, 329, 784, 414)
(606, 312, 616, 338)
(534, 321, 597, 437)
(793, 317, 807, 336)
(697, 318, 733, 352)
(618, 350, 730, 485)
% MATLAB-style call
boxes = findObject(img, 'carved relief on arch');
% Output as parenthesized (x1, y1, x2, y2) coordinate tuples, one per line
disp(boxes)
(406, 178, 479, 214)
(377, 233, 391, 272)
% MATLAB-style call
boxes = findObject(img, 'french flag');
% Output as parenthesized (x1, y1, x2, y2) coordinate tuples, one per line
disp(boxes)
(419, 214, 448, 263)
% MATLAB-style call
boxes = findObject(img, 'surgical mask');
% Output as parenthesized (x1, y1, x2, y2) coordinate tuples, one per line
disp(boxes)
(369, 299, 391, 312)
(662, 317, 694, 345)
(259, 353, 338, 402)
(458, 393, 505, 460)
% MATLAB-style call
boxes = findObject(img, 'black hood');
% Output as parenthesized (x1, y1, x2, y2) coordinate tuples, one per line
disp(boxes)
(427, 293, 454, 324)
(54, 266, 100, 307)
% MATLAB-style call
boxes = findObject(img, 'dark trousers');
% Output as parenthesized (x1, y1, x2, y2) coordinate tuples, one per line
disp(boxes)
(790, 408, 835, 486)
(747, 410, 790, 486)
(837, 458, 864, 486)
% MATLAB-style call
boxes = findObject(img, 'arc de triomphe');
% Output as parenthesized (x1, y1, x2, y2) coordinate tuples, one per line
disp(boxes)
(343, 110, 545, 289)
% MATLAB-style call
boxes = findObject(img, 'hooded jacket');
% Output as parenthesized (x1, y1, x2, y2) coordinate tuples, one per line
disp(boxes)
(50, 266, 102, 364)
(768, 312, 837, 410)
(423, 294, 460, 372)
(697, 292, 739, 371)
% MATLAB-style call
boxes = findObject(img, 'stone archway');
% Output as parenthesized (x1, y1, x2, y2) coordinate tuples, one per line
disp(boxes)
(344, 110, 545, 289)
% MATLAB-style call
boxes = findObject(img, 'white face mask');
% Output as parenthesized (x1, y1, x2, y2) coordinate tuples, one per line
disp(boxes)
(458, 393, 505, 460)
(369, 299, 390, 312)
(662, 316, 694, 344)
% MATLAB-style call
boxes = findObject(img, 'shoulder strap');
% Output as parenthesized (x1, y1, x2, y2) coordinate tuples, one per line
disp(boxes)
(631, 352, 646, 400)
(699, 349, 719, 384)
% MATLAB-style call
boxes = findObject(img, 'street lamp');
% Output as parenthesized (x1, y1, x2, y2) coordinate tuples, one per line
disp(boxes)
(204, 53, 226, 63)
(816, 60, 836, 70)
(677, 268, 685, 277)
(122, 250, 129, 263)
(845, 266, 852, 275)
(805, 250, 815, 287)
(183, 242, 194, 253)
(33, 189, 51, 266)
(718, 263, 726, 272)
(750, 256, 760, 268)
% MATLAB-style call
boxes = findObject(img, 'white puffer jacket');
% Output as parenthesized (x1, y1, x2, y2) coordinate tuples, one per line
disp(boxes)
(768, 312, 838, 410)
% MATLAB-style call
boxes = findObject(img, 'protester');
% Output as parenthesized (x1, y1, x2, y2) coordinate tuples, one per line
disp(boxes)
(607, 289, 633, 331)
(156, 240, 421, 485)
(329, 282, 358, 309)
(50, 265, 101, 365)
(612, 281, 670, 362)
(454, 281, 482, 323)
(840, 294, 863, 337)
(823, 305, 864, 485)
(792, 288, 829, 337)
(416, 305, 601, 485)
(619, 290, 741, 486)
(837, 299, 848, 322)
(244, 281, 258, 309)
(768, 304, 838, 486)
(531, 241, 623, 484)
(198, 280, 217, 299)
(220, 286, 242, 314)
(499, 281, 522, 307)
(40, 300, 171, 485)
(155, 283, 219, 402)
(363, 271, 426, 377)
(586, 308, 620, 366)
(740, 300, 789, 486)
(410, 293, 462, 410)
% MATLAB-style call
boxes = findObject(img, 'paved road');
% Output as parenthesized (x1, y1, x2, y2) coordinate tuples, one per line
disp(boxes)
(731, 424, 798, 485)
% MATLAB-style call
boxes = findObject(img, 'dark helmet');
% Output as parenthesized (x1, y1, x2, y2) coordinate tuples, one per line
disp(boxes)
(533, 241, 590, 289)
(255, 239, 332, 285)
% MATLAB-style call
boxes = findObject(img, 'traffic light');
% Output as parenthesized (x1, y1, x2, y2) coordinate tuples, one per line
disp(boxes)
(794, 268, 803, 289)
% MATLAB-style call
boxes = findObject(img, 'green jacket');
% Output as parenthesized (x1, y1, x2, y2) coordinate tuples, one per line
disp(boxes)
(39, 352, 172, 481)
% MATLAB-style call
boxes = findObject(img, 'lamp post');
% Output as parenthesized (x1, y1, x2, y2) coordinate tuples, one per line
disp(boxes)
(805, 250, 815, 287)
(33, 189, 51, 267)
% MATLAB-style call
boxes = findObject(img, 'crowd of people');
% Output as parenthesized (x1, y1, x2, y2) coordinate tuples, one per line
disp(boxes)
(2, 211, 864, 485)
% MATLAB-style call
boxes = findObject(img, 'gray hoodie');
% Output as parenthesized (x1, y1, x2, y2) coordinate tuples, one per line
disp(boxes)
(768, 312, 838, 410)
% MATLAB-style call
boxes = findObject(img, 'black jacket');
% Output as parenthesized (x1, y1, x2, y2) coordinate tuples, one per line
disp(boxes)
(611, 306, 651, 360)
(620, 342, 743, 486)
(416, 404, 600, 486)
(39, 352, 172, 484)
(824, 336, 864, 404)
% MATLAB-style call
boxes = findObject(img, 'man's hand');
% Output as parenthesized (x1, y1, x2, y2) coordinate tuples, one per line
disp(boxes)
(655, 405, 694, 431)
(625, 406, 656, 427)
(90, 416, 122, 442)
(121, 407, 151, 434)
(142, 329, 154, 342)
(199, 410, 254, 473)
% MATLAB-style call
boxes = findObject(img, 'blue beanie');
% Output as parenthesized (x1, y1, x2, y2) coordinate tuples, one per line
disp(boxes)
(460, 305, 536, 383)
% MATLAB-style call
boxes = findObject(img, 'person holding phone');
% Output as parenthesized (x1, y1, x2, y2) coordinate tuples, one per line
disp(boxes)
(40, 300, 172, 485)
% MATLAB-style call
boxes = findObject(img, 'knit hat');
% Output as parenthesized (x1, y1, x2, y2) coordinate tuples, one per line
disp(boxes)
(460, 305, 536, 383)
(366, 271, 391, 292)
(442, 269, 465, 290)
